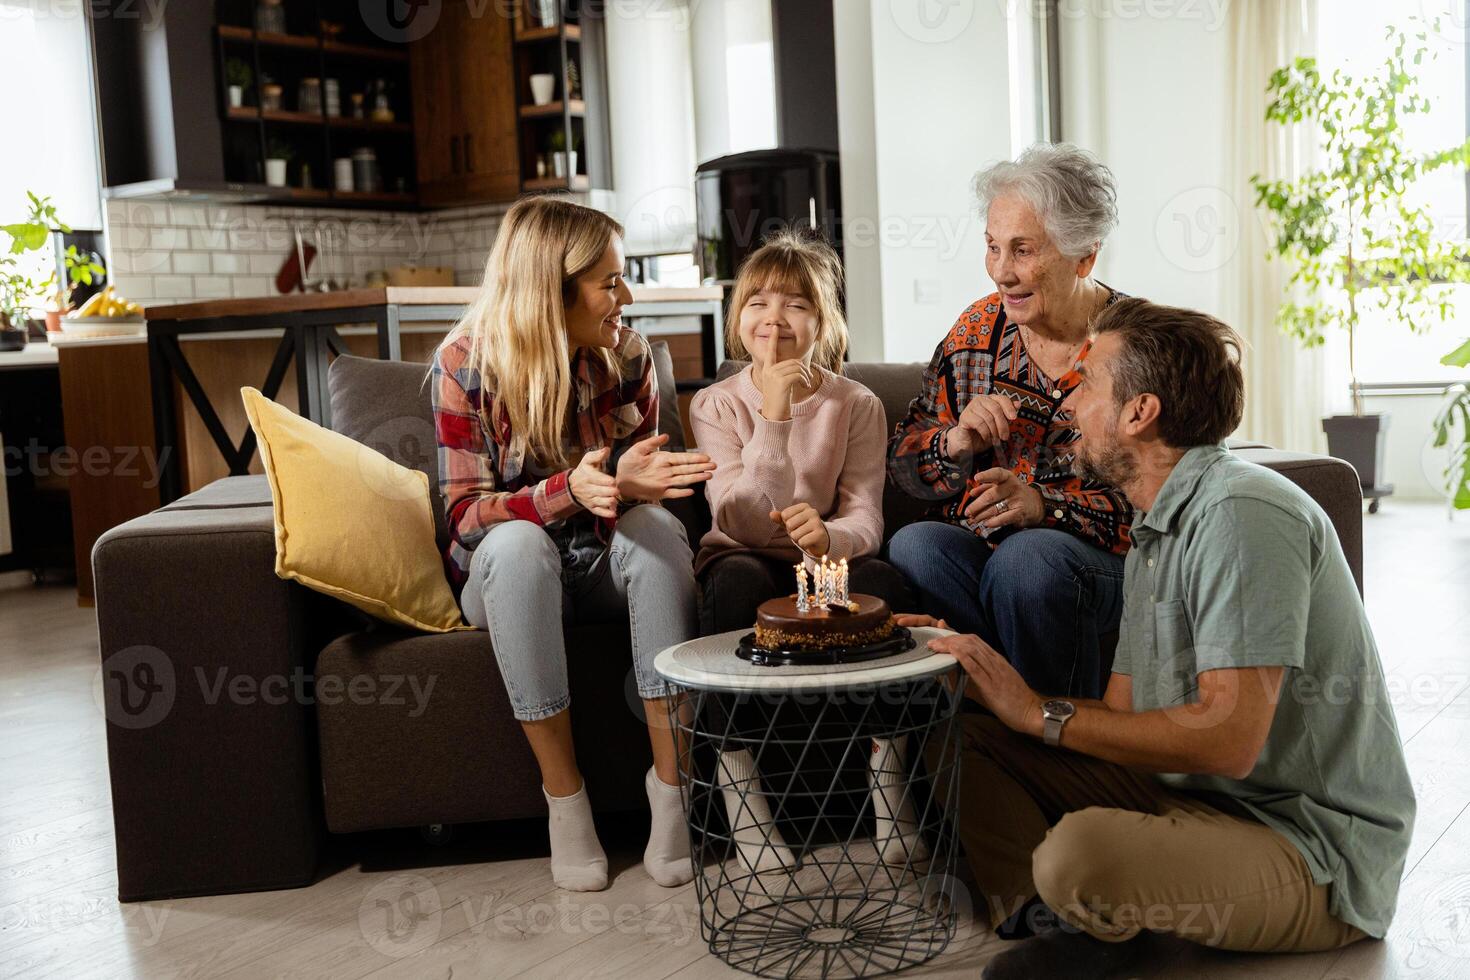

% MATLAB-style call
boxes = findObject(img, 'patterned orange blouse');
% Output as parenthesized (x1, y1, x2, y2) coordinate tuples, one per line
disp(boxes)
(886, 291, 1133, 556)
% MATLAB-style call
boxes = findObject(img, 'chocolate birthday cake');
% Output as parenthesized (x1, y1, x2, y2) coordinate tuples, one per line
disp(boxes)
(753, 593, 897, 651)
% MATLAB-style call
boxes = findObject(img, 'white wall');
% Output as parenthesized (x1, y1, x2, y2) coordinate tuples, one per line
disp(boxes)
(689, 0, 777, 164)
(836, 0, 1015, 365)
(605, 2, 699, 255)
(1057, 4, 1230, 315)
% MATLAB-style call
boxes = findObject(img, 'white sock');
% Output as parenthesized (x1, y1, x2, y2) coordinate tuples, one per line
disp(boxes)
(644, 767, 695, 887)
(870, 736, 929, 866)
(718, 749, 795, 873)
(543, 782, 608, 892)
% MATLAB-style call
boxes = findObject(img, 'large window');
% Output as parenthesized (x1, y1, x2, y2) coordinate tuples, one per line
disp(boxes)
(1318, 0, 1469, 387)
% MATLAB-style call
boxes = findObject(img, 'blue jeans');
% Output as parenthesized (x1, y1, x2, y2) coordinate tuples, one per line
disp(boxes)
(460, 505, 698, 721)
(886, 523, 1125, 698)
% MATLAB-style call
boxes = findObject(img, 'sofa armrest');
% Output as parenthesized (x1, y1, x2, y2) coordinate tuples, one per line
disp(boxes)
(1233, 447, 1364, 596)
(91, 479, 363, 899)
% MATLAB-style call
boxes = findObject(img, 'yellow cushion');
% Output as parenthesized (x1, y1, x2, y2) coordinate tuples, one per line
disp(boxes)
(240, 386, 470, 633)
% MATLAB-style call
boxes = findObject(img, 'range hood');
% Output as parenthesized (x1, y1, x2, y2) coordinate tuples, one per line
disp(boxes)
(88, 4, 264, 204)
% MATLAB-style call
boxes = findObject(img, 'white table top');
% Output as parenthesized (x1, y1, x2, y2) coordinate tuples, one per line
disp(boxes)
(655, 627, 959, 693)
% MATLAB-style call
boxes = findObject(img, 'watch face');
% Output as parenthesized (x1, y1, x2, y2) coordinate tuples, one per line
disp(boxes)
(1042, 698, 1076, 719)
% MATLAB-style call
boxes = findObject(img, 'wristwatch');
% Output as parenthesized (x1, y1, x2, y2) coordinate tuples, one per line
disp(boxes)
(1041, 698, 1076, 747)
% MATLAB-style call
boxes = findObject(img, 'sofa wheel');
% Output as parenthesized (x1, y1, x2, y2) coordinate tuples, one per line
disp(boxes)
(420, 823, 455, 846)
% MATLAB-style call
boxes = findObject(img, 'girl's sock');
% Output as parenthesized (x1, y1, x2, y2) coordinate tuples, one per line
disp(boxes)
(543, 782, 608, 892)
(644, 767, 696, 886)
(870, 736, 930, 866)
(718, 748, 796, 873)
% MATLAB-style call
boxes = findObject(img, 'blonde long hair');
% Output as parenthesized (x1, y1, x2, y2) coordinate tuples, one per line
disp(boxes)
(441, 196, 625, 470)
(725, 228, 848, 374)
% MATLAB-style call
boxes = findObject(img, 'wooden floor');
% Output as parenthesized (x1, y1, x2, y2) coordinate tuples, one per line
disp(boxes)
(2, 501, 1468, 979)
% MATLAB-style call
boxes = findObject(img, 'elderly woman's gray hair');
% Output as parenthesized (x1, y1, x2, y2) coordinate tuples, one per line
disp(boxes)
(973, 143, 1119, 260)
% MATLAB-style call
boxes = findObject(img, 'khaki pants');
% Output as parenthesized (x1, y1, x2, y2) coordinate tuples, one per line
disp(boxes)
(927, 711, 1367, 952)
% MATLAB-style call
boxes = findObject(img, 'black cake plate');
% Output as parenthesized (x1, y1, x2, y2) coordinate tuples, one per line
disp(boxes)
(735, 626, 916, 667)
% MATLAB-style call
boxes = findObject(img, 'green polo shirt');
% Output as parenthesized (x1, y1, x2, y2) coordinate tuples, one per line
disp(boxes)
(1114, 443, 1414, 938)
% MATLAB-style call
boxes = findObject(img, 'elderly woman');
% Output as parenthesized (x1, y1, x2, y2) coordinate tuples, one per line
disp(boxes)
(887, 143, 1132, 700)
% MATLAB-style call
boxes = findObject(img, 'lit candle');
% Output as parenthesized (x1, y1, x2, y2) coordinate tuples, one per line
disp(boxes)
(839, 558, 848, 605)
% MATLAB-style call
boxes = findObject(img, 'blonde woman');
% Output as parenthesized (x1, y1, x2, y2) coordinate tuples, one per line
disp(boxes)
(690, 230, 923, 872)
(431, 196, 716, 892)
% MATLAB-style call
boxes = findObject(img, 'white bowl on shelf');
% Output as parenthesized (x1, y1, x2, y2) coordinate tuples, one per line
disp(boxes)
(59, 314, 146, 338)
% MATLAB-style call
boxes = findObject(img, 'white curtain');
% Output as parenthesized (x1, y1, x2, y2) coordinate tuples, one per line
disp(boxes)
(1223, 0, 1326, 453)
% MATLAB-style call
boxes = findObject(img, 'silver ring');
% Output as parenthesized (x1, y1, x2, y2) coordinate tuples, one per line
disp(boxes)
(995, 500, 1008, 513)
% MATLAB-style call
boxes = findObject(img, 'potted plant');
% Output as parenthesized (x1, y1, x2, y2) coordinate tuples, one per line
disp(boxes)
(225, 57, 253, 109)
(0, 252, 38, 351)
(42, 243, 107, 332)
(1252, 21, 1470, 502)
(1432, 337, 1470, 511)
(265, 138, 293, 187)
(547, 127, 569, 179)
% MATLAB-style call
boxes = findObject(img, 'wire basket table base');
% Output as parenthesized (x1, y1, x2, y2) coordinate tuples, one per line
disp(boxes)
(665, 667, 965, 979)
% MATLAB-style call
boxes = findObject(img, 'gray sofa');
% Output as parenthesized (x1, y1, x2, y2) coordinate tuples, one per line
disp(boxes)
(91, 347, 1365, 901)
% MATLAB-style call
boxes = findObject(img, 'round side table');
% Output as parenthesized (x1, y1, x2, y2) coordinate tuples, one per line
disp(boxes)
(655, 627, 965, 979)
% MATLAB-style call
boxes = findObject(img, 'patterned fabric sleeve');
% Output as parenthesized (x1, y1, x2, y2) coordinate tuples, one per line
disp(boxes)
(430, 351, 580, 565)
(886, 332, 975, 501)
(1034, 481, 1133, 556)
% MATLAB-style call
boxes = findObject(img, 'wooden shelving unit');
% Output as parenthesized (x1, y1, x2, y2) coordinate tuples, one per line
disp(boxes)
(510, 0, 610, 194)
(215, 5, 417, 206)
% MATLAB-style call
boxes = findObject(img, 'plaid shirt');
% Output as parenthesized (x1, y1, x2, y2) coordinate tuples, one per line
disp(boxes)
(431, 328, 659, 591)
(887, 291, 1133, 556)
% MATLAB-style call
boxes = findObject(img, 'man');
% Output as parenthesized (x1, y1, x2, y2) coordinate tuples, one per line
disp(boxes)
(915, 298, 1414, 978)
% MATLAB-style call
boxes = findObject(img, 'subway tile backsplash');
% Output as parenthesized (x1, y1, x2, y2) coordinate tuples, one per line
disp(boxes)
(103, 192, 614, 308)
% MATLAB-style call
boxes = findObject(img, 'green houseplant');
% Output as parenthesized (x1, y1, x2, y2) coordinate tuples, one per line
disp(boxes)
(0, 192, 71, 348)
(1433, 338, 1470, 510)
(225, 57, 253, 108)
(1251, 22, 1470, 499)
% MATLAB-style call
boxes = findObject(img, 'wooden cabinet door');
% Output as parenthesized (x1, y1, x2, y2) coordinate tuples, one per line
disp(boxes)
(413, 3, 519, 207)
(455, 6, 519, 202)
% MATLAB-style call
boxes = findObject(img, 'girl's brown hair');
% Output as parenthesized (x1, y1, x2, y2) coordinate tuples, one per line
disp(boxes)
(725, 228, 848, 374)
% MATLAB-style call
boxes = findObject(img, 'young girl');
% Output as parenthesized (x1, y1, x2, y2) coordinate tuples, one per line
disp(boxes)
(431, 196, 716, 892)
(690, 229, 924, 871)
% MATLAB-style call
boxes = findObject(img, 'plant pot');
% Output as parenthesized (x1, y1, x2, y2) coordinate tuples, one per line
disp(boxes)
(0, 326, 26, 352)
(1323, 412, 1393, 496)
(529, 73, 555, 105)
(532, 0, 557, 27)
(228, 85, 244, 108)
(265, 158, 289, 187)
(44, 309, 63, 333)
(552, 151, 568, 179)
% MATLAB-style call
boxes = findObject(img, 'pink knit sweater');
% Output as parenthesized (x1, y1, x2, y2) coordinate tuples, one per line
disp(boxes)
(689, 364, 887, 573)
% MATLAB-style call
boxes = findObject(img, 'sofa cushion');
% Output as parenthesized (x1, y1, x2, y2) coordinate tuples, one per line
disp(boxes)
(241, 386, 470, 633)
(316, 621, 654, 830)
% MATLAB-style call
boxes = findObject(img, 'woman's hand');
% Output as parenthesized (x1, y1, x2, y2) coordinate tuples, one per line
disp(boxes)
(768, 502, 829, 556)
(944, 394, 1019, 459)
(569, 447, 618, 519)
(928, 632, 1044, 736)
(964, 466, 1044, 530)
(615, 433, 717, 502)
(757, 355, 813, 422)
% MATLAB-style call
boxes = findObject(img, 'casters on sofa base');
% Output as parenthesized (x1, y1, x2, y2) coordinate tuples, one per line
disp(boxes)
(419, 823, 455, 846)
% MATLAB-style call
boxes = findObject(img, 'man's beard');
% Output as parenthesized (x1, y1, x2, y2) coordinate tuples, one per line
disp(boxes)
(1074, 425, 1136, 489)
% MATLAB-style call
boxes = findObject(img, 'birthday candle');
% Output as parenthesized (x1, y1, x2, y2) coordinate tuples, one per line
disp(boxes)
(796, 564, 808, 612)
(839, 558, 848, 605)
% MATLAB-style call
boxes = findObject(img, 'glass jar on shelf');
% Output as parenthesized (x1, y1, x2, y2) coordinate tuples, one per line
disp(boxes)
(256, 0, 286, 34)
(298, 77, 322, 115)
